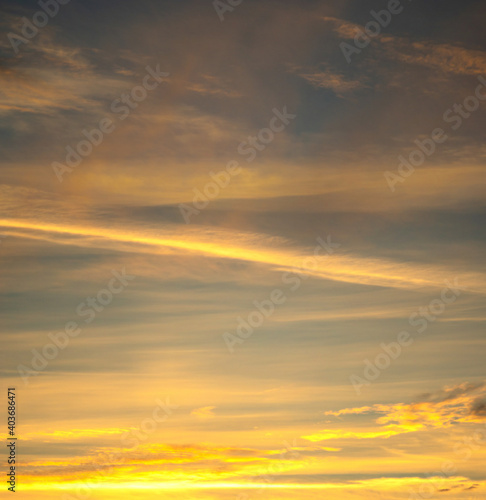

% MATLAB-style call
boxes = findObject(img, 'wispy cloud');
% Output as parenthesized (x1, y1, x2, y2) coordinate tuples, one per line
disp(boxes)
(303, 382, 486, 442)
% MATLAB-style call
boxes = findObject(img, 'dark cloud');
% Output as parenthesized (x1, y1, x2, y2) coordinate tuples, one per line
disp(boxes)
(471, 397, 486, 416)
(416, 382, 486, 404)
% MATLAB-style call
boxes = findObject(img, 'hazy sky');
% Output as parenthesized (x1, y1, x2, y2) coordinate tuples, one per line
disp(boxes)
(1, 0, 486, 499)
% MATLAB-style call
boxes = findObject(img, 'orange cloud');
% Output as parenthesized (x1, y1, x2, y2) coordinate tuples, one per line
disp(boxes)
(191, 406, 216, 419)
(303, 382, 486, 443)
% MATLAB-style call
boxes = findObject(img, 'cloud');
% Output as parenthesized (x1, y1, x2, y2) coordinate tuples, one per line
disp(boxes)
(1, 182, 486, 295)
(2, 214, 485, 294)
(191, 406, 216, 420)
(321, 16, 361, 39)
(185, 74, 243, 98)
(322, 14, 486, 77)
(289, 64, 365, 96)
(471, 398, 486, 417)
(416, 381, 486, 403)
(303, 382, 486, 443)
(21, 441, 305, 488)
(385, 40, 486, 76)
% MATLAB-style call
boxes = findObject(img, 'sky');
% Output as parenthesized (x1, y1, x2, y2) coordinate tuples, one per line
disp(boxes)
(1, 0, 486, 499)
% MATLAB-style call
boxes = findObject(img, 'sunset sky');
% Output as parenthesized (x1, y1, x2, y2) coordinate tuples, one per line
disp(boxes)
(1, 0, 486, 499)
